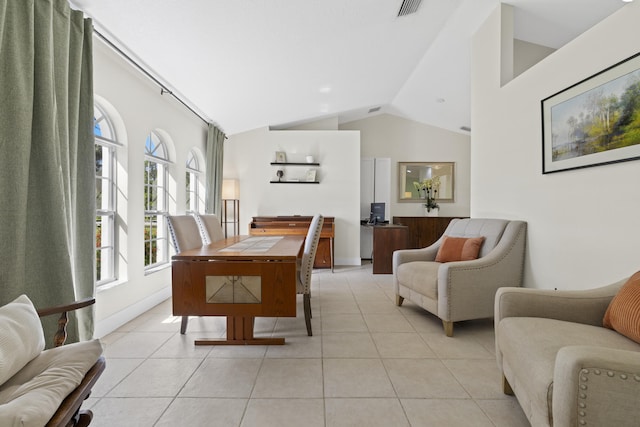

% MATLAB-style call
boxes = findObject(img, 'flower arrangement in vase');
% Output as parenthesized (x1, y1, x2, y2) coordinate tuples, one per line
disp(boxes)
(413, 177, 440, 216)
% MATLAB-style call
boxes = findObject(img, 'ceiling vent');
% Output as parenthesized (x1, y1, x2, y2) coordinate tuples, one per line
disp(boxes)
(397, 0, 422, 17)
(368, 106, 381, 114)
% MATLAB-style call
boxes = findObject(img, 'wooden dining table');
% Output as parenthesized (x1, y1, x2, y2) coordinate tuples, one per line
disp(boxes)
(171, 234, 305, 345)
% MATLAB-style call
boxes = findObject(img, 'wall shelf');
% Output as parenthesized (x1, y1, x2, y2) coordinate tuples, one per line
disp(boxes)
(269, 180, 319, 184)
(270, 162, 320, 166)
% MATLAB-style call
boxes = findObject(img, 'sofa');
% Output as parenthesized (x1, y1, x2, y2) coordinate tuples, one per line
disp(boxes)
(393, 218, 527, 336)
(495, 274, 640, 427)
(0, 295, 105, 427)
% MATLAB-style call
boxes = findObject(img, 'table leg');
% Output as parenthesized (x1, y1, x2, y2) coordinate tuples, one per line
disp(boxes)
(195, 316, 285, 345)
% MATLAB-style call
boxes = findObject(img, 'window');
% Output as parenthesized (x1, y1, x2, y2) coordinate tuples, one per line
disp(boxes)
(186, 149, 202, 213)
(94, 103, 119, 285)
(144, 131, 170, 269)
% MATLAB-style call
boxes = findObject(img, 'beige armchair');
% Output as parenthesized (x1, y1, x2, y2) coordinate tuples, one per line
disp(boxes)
(393, 218, 527, 336)
(495, 279, 640, 426)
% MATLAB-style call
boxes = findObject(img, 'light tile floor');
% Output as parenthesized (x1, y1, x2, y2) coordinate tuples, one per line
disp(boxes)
(87, 264, 530, 427)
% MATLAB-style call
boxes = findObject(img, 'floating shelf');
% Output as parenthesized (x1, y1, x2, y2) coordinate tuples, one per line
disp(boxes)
(270, 162, 320, 166)
(270, 180, 319, 184)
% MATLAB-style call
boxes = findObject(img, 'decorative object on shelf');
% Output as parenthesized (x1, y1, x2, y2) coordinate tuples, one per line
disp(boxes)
(306, 155, 315, 163)
(276, 170, 284, 182)
(305, 169, 317, 182)
(221, 179, 240, 238)
(398, 162, 454, 202)
(275, 151, 286, 163)
(542, 51, 640, 174)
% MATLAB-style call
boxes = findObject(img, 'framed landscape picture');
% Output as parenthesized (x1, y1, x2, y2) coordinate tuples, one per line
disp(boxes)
(542, 52, 640, 174)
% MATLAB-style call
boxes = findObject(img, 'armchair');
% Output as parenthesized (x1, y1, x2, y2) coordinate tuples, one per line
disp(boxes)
(495, 279, 640, 426)
(0, 295, 104, 427)
(393, 218, 527, 336)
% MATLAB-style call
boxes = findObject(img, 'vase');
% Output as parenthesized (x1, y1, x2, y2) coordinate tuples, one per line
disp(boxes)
(424, 208, 439, 217)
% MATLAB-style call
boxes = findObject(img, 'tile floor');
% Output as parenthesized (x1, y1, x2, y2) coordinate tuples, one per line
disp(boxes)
(87, 264, 530, 427)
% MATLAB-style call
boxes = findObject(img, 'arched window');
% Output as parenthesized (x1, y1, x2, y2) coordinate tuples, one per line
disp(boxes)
(186, 149, 203, 213)
(94, 102, 120, 285)
(144, 131, 170, 269)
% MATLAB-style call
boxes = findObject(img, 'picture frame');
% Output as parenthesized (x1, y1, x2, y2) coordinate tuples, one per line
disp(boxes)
(305, 169, 317, 182)
(542, 52, 640, 174)
(275, 151, 286, 163)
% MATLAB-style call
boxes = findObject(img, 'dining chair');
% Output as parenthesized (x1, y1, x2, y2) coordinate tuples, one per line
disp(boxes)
(167, 215, 203, 334)
(298, 214, 324, 336)
(194, 213, 225, 245)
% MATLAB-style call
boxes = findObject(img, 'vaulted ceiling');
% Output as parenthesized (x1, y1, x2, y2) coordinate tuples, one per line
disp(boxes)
(71, 0, 628, 136)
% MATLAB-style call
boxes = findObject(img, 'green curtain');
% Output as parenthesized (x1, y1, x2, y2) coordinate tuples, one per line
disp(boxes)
(0, 0, 95, 343)
(205, 123, 226, 217)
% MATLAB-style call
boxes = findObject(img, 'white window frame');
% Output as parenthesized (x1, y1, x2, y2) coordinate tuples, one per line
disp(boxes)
(94, 103, 120, 286)
(186, 149, 202, 213)
(144, 131, 170, 270)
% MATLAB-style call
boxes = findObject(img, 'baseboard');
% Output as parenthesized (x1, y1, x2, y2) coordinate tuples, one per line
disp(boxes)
(334, 257, 362, 266)
(94, 286, 172, 338)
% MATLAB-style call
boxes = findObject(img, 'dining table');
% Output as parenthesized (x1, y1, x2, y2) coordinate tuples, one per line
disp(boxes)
(171, 234, 305, 345)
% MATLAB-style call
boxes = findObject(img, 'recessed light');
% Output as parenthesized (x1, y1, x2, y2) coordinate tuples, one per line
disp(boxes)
(622, 0, 633, 3)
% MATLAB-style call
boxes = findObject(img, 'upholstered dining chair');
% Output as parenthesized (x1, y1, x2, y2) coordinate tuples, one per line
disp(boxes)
(167, 215, 203, 334)
(298, 214, 324, 336)
(194, 213, 225, 245)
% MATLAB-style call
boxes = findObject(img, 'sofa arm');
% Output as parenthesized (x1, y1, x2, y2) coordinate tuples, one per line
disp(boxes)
(392, 246, 439, 271)
(552, 345, 640, 427)
(495, 280, 625, 328)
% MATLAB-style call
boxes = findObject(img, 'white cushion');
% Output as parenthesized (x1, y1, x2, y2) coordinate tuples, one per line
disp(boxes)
(0, 339, 103, 427)
(0, 295, 45, 385)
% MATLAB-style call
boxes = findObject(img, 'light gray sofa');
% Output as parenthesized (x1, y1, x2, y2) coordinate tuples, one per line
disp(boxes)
(495, 280, 640, 427)
(393, 218, 527, 336)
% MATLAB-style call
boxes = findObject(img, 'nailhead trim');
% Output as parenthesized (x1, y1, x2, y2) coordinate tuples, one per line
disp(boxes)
(578, 368, 640, 425)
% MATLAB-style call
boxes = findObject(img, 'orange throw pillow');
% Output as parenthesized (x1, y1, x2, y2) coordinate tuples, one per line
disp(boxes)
(435, 236, 485, 263)
(603, 271, 640, 344)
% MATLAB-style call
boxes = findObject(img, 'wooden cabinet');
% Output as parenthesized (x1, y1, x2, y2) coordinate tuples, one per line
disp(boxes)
(249, 216, 335, 269)
(392, 216, 466, 249)
(372, 225, 408, 274)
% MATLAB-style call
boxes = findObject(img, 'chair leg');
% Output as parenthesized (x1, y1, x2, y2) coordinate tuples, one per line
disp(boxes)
(502, 375, 514, 395)
(442, 320, 454, 337)
(395, 295, 404, 306)
(303, 294, 312, 336)
(180, 316, 189, 334)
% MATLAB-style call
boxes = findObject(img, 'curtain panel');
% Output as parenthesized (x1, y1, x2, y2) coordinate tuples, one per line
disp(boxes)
(205, 123, 226, 217)
(0, 0, 95, 343)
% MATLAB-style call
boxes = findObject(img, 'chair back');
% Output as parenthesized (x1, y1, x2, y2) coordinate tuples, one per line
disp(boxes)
(194, 214, 225, 244)
(298, 214, 324, 293)
(442, 218, 509, 258)
(167, 215, 202, 253)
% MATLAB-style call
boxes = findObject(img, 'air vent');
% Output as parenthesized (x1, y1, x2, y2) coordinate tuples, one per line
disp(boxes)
(368, 106, 381, 114)
(397, 0, 422, 17)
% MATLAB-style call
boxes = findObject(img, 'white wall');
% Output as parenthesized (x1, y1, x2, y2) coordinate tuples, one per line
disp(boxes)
(224, 127, 361, 266)
(471, 3, 640, 290)
(340, 114, 471, 219)
(92, 38, 208, 336)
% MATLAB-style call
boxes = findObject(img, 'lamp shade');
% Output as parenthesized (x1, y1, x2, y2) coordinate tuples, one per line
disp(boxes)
(222, 179, 239, 199)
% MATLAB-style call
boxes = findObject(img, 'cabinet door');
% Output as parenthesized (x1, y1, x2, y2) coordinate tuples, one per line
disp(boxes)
(314, 238, 332, 268)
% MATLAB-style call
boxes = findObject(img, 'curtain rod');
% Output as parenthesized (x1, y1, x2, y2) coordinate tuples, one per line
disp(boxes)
(93, 28, 212, 127)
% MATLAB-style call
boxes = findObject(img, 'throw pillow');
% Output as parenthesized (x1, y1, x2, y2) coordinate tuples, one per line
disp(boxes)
(603, 271, 640, 344)
(435, 236, 485, 263)
(0, 295, 46, 385)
